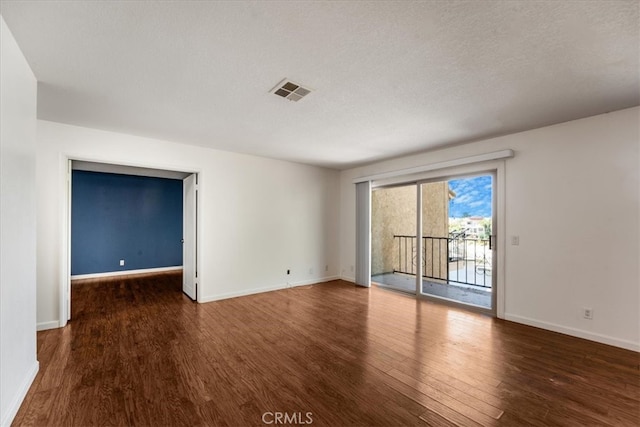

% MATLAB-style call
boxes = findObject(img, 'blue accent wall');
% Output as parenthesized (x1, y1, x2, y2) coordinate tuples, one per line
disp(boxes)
(71, 170, 183, 275)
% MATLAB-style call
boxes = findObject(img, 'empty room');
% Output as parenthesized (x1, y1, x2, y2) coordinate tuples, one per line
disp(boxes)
(1, 1, 638, 426)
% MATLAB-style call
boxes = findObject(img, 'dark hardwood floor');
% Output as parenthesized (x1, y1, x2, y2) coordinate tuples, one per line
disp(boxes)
(13, 272, 640, 426)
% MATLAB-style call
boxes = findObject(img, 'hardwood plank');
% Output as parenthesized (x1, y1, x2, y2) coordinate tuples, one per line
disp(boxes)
(386, 368, 501, 425)
(12, 274, 640, 426)
(388, 367, 504, 419)
(418, 411, 459, 427)
(379, 371, 485, 427)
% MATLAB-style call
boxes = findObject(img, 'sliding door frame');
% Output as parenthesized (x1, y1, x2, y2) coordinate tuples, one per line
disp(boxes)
(369, 160, 506, 318)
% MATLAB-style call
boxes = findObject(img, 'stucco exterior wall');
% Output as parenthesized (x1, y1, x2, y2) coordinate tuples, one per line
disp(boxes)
(371, 182, 449, 277)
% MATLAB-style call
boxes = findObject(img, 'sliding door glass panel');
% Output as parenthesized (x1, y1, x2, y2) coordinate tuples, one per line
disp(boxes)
(420, 181, 450, 294)
(419, 175, 493, 309)
(371, 184, 417, 294)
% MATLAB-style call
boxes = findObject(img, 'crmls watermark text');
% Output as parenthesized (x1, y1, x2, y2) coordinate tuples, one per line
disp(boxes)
(262, 411, 313, 425)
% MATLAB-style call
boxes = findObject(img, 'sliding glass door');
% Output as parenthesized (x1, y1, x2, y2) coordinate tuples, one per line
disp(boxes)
(370, 172, 497, 313)
(370, 183, 417, 294)
(419, 174, 495, 310)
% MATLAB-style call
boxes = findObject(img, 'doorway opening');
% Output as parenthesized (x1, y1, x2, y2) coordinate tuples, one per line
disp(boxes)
(65, 160, 199, 323)
(371, 173, 496, 312)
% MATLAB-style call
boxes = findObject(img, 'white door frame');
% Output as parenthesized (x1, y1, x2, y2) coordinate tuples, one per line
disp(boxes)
(182, 173, 198, 300)
(59, 154, 202, 327)
(371, 160, 506, 319)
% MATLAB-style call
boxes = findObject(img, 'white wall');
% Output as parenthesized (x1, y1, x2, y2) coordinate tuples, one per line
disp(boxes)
(340, 107, 640, 351)
(36, 120, 340, 328)
(0, 16, 39, 427)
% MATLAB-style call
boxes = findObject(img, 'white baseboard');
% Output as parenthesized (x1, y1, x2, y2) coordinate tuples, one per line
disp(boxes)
(71, 266, 183, 281)
(504, 313, 639, 352)
(340, 275, 356, 283)
(1, 361, 39, 427)
(200, 275, 340, 303)
(290, 275, 339, 287)
(37, 320, 60, 331)
(340, 275, 371, 287)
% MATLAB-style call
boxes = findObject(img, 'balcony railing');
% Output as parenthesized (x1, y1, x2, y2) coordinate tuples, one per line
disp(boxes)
(392, 235, 492, 288)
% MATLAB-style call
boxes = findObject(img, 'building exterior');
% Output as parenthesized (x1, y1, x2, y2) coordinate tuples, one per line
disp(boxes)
(371, 182, 452, 280)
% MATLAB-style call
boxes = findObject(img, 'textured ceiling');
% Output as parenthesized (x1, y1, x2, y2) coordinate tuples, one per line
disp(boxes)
(1, 1, 638, 169)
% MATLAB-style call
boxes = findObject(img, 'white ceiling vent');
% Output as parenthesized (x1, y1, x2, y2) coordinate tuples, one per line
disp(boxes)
(270, 79, 312, 102)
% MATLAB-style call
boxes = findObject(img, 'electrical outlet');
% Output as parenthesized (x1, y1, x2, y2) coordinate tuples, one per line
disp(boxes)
(350, 265, 354, 272)
(325, 265, 328, 272)
(119, 259, 125, 266)
(511, 236, 520, 246)
(583, 307, 593, 320)
(309, 268, 313, 275)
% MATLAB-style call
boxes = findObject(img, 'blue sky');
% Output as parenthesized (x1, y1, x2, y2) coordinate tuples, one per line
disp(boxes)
(448, 175, 492, 218)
